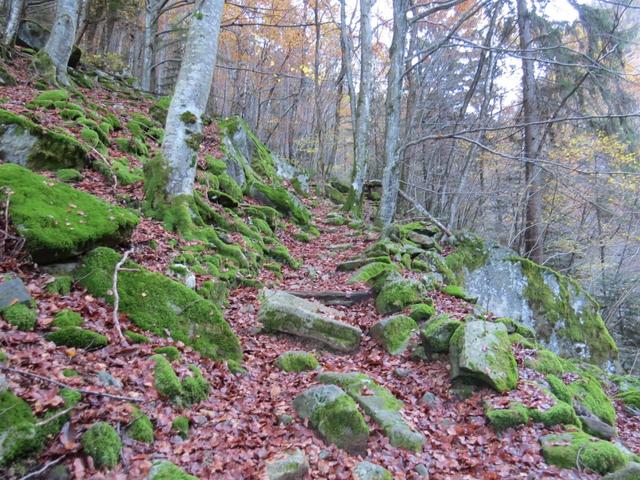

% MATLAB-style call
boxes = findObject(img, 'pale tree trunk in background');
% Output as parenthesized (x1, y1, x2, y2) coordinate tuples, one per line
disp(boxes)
(162, 0, 224, 198)
(516, 0, 544, 262)
(345, 0, 373, 211)
(338, 0, 356, 128)
(378, 0, 408, 226)
(3, 0, 24, 47)
(141, 0, 159, 92)
(35, 0, 80, 86)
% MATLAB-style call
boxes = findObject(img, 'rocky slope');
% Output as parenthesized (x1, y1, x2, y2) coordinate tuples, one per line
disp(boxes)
(0, 54, 639, 480)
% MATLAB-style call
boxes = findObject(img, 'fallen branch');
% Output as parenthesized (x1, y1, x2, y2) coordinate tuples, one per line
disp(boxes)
(0, 365, 143, 403)
(18, 455, 67, 480)
(112, 248, 133, 344)
(398, 189, 453, 237)
(35, 406, 74, 427)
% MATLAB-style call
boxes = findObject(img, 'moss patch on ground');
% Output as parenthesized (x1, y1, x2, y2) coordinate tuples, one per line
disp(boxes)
(127, 407, 154, 443)
(45, 326, 108, 349)
(1, 303, 37, 331)
(276, 351, 320, 372)
(81, 422, 122, 470)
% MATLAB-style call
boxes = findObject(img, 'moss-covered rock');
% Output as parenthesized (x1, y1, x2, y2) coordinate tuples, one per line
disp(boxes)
(150, 97, 171, 124)
(408, 303, 435, 322)
(52, 309, 83, 327)
(525, 349, 573, 375)
(441, 284, 478, 303)
(181, 365, 210, 405)
(548, 374, 616, 426)
(127, 406, 154, 443)
(172, 416, 190, 439)
(250, 182, 311, 226)
(370, 315, 417, 355)
(124, 329, 150, 344)
(349, 262, 399, 285)
(81, 422, 122, 470)
(375, 275, 423, 315)
(353, 461, 393, 480)
(276, 351, 320, 372)
(317, 371, 425, 452)
(0, 165, 138, 263)
(75, 247, 242, 362)
(1, 303, 37, 331)
(56, 168, 82, 183)
(45, 326, 108, 349)
(449, 320, 518, 393)
(152, 354, 182, 399)
(266, 449, 310, 480)
(148, 460, 198, 480)
(485, 402, 529, 432)
(259, 290, 362, 352)
(154, 346, 181, 362)
(421, 314, 462, 353)
(0, 390, 38, 466)
(46, 275, 73, 295)
(540, 430, 630, 474)
(293, 384, 369, 453)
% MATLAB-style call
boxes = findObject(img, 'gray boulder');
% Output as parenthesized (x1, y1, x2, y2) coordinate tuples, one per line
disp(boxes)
(266, 449, 310, 480)
(17, 21, 82, 67)
(603, 463, 640, 480)
(370, 315, 417, 355)
(449, 320, 518, 393)
(259, 290, 362, 352)
(0, 275, 32, 309)
(353, 461, 393, 480)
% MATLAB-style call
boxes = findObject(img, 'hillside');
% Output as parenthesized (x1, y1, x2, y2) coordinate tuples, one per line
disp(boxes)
(0, 56, 640, 480)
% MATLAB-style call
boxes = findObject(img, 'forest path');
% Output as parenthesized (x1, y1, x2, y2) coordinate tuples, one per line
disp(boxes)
(183, 199, 588, 479)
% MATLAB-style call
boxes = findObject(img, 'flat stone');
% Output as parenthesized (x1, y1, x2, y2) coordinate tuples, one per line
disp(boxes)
(259, 290, 362, 352)
(96, 371, 123, 390)
(0, 276, 32, 308)
(603, 462, 640, 480)
(353, 461, 393, 480)
(449, 320, 518, 393)
(408, 231, 438, 249)
(266, 449, 310, 480)
(579, 414, 617, 440)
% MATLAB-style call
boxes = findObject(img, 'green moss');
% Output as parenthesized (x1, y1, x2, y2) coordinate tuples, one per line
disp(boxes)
(515, 257, 618, 365)
(79, 127, 99, 147)
(495, 317, 536, 339)
(529, 400, 579, 427)
(617, 388, 640, 409)
(29, 89, 70, 108)
(526, 349, 573, 375)
(441, 284, 477, 303)
(205, 155, 227, 175)
(75, 247, 242, 362)
(421, 314, 462, 353)
(310, 395, 369, 452)
(267, 244, 299, 267)
(56, 168, 82, 183)
(444, 236, 489, 284)
(0, 390, 39, 466)
(46, 327, 108, 349)
(486, 403, 529, 432)
(0, 164, 138, 263)
(349, 262, 399, 284)
(81, 422, 122, 470)
(371, 315, 418, 355)
(2, 303, 37, 331)
(62, 368, 79, 377)
(154, 346, 181, 361)
(127, 407, 154, 443)
(375, 276, 422, 314)
(181, 365, 210, 405)
(541, 431, 629, 474)
(548, 374, 616, 426)
(408, 303, 436, 322)
(124, 330, 150, 344)
(148, 461, 197, 480)
(112, 158, 143, 185)
(150, 97, 171, 124)
(180, 111, 197, 124)
(52, 309, 83, 328)
(276, 351, 320, 372)
(217, 172, 243, 203)
(172, 417, 189, 439)
(251, 182, 310, 225)
(152, 354, 182, 399)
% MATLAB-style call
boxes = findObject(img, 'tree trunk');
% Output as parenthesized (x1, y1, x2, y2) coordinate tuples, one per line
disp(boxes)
(3, 0, 24, 47)
(141, 0, 159, 92)
(516, 0, 544, 262)
(377, 0, 408, 226)
(344, 0, 373, 212)
(34, 0, 80, 86)
(162, 0, 225, 198)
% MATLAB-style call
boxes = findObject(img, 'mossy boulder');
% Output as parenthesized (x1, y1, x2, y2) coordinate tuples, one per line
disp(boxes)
(56, 168, 82, 183)
(441, 284, 477, 303)
(0, 109, 87, 170)
(52, 309, 83, 328)
(249, 182, 311, 226)
(81, 422, 122, 470)
(148, 461, 198, 479)
(375, 275, 424, 315)
(1, 303, 37, 331)
(318, 371, 425, 452)
(152, 355, 210, 406)
(258, 290, 362, 352)
(0, 165, 138, 263)
(0, 390, 39, 466)
(548, 374, 616, 427)
(421, 314, 462, 353)
(370, 315, 417, 355)
(485, 402, 529, 432)
(75, 247, 242, 362)
(45, 326, 108, 349)
(153, 355, 182, 399)
(172, 417, 189, 439)
(276, 351, 320, 372)
(154, 346, 181, 362)
(17, 20, 82, 67)
(266, 449, 310, 480)
(127, 406, 154, 443)
(408, 303, 435, 322)
(449, 320, 518, 393)
(353, 461, 393, 480)
(540, 430, 630, 475)
(293, 384, 369, 453)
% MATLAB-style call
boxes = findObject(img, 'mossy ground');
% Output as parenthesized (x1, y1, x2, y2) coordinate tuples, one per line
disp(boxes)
(81, 422, 122, 469)
(52, 309, 83, 327)
(45, 326, 108, 349)
(127, 407, 154, 443)
(276, 351, 320, 372)
(1, 303, 37, 331)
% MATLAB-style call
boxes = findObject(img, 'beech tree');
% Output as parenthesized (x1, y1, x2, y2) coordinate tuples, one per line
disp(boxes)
(33, 0, 80, 85)
(161, 0, 225, 199)
(2, 0, 24, 47)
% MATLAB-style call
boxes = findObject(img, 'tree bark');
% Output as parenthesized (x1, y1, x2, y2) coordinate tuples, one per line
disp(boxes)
(344, 0, 373, 212)
(3, 0, 24, 47)
(377, 0, 409, 226)
(36, 0, 80, 86)
(516, 0, 544, 262)
(141, 0, 159, 92)
(162, 0, 224, 198)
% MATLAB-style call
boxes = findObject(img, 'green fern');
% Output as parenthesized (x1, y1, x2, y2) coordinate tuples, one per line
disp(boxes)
(348, 262, 399, 284)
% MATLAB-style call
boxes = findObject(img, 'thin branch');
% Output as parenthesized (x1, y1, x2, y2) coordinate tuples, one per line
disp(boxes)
(112, 249, 133, 344)
(35, 406, 75, 427)
(18, 455, 67, 480)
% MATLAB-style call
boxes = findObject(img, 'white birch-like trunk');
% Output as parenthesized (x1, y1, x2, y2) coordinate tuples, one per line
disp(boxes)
(347, 0, 373, 207)
(141, 0, 158, 92)
(162, 0, 224, 198)
(40, 0, 80, 86)
(3, 0, 24, 47)
(378, 0, 408, 226)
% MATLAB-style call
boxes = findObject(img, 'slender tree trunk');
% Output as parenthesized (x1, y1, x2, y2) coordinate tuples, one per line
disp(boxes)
(516, 0, 543, 262)
(344, 0, 373, 212)
(377, 0, 408, 226)
(3, 0, 24, 47)
(162, 0, 224, 198)
(141, 0, 159, 92)
(338, 0, 356, 129)
(34, 0, 80, 86)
